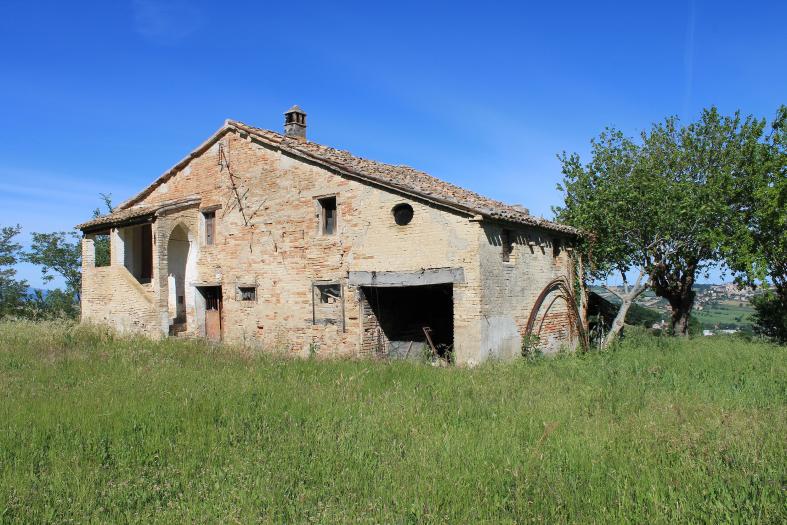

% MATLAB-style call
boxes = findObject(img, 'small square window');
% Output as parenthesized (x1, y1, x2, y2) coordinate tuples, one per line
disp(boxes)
(315, 283, 341, 304)
(238, 286, 256, 301)
(318, 196, 337, 235)
(203, 211, 216, 245)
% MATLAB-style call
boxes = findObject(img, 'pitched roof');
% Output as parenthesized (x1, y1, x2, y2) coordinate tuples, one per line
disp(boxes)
(76, 203, 156, 231)
(76, 197, 200, 231)
(78, 120, 579, 236)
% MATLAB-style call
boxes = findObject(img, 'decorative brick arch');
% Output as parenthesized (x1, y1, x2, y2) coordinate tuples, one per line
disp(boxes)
(165, 221, 195, 244)
(524, 277, 588, 353)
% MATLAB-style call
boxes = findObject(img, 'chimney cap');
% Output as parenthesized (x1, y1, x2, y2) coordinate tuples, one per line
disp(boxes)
(284, 104, 305, 115)
(284, 104, 307, 139)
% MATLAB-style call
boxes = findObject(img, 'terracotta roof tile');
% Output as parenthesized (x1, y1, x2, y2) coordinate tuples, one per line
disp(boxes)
(77, 197, 200, 231)
(76, 204, 156, 231)
(230, 121, 579, 235)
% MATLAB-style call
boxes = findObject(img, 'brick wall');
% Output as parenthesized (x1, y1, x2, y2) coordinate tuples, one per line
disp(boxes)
(477, 223, 576, 358)
(81, 129, 574, 363)
(81, 237, 160, 336)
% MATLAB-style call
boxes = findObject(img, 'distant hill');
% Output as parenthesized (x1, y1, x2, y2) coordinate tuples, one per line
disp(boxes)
(590, 284, 758, 333)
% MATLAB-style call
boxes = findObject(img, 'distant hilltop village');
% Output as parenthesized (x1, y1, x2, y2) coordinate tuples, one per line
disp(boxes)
(605, 283, 759, 310)
(690, 283, 757, 311)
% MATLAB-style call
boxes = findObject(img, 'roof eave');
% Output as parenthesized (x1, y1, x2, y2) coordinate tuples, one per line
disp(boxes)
(76, 213, 155, 234)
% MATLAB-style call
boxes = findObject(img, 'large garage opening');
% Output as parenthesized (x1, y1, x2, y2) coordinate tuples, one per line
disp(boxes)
(360, 283, 453, 361)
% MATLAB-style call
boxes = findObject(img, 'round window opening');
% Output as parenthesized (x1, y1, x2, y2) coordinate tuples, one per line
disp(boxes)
(392, 203, 414, 226)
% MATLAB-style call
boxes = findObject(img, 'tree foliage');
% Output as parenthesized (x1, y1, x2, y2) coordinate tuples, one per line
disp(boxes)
(750, 292, 787, 343)
(556, 107, 770, 337)
(92, 193, 113, 267)
(0, 225, 28, 318)
(22, 194, 114, 306)
(722, 105, 787, 342)
(23, 231, 83, 301)
(555, 128, 651, 345)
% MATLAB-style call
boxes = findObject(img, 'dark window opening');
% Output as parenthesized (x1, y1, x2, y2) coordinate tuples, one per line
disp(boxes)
(316, 283, 341, 304)
(94, 233, 111, 267)
(361, 284, 453, 361)
(553, 238, 562, 258)
(501, 229, 513, 262)
(239, 286, 256, 301)
(203, 211, 215, 245)
(319, 196, 337, 235)
(312, 282, 344, 328)
(392, 203, 414, 226)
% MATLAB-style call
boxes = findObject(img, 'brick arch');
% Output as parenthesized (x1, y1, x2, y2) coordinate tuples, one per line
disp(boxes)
(166, 222, 194, 244)
(524, 277, 588, 353)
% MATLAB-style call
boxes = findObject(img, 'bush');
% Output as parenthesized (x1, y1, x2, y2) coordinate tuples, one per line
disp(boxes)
(751, 291, 787, 343)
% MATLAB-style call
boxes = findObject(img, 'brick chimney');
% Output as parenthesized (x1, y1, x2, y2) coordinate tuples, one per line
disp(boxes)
(284, 105, 307, 139)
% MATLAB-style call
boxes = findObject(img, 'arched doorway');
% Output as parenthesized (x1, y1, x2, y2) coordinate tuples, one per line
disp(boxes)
(167, 224, 193, 333)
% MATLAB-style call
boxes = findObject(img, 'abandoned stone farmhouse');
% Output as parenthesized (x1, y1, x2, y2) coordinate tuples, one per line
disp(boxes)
(77, 107, 580, 364)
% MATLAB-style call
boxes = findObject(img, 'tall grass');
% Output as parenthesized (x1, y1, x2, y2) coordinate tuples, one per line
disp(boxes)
(1, 321, 784, 523)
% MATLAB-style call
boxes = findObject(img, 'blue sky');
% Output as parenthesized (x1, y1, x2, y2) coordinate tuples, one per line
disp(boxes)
(1, 1, 785, 288)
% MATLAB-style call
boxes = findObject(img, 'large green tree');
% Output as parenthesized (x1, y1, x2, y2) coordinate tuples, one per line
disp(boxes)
(557, 107, 768, 338)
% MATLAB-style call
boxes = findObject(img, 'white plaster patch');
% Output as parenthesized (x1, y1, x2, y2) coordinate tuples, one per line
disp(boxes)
(480, 315, 521, 361)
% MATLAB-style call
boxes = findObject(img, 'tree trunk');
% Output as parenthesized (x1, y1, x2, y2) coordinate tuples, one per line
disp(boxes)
(650, 259, 699, 337)
(603, 298, 632, 348)
(667, 291, 696, 336)
(601, 269, 648, 349)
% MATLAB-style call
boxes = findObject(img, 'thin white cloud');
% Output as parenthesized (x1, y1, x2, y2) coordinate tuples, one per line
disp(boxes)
(132, 0, 203, 44)
(0, 166, 136, 205)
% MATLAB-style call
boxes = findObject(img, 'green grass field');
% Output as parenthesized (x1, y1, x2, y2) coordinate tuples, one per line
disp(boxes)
(695, 300, 757, 330)
(1, 321, 785, 523)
